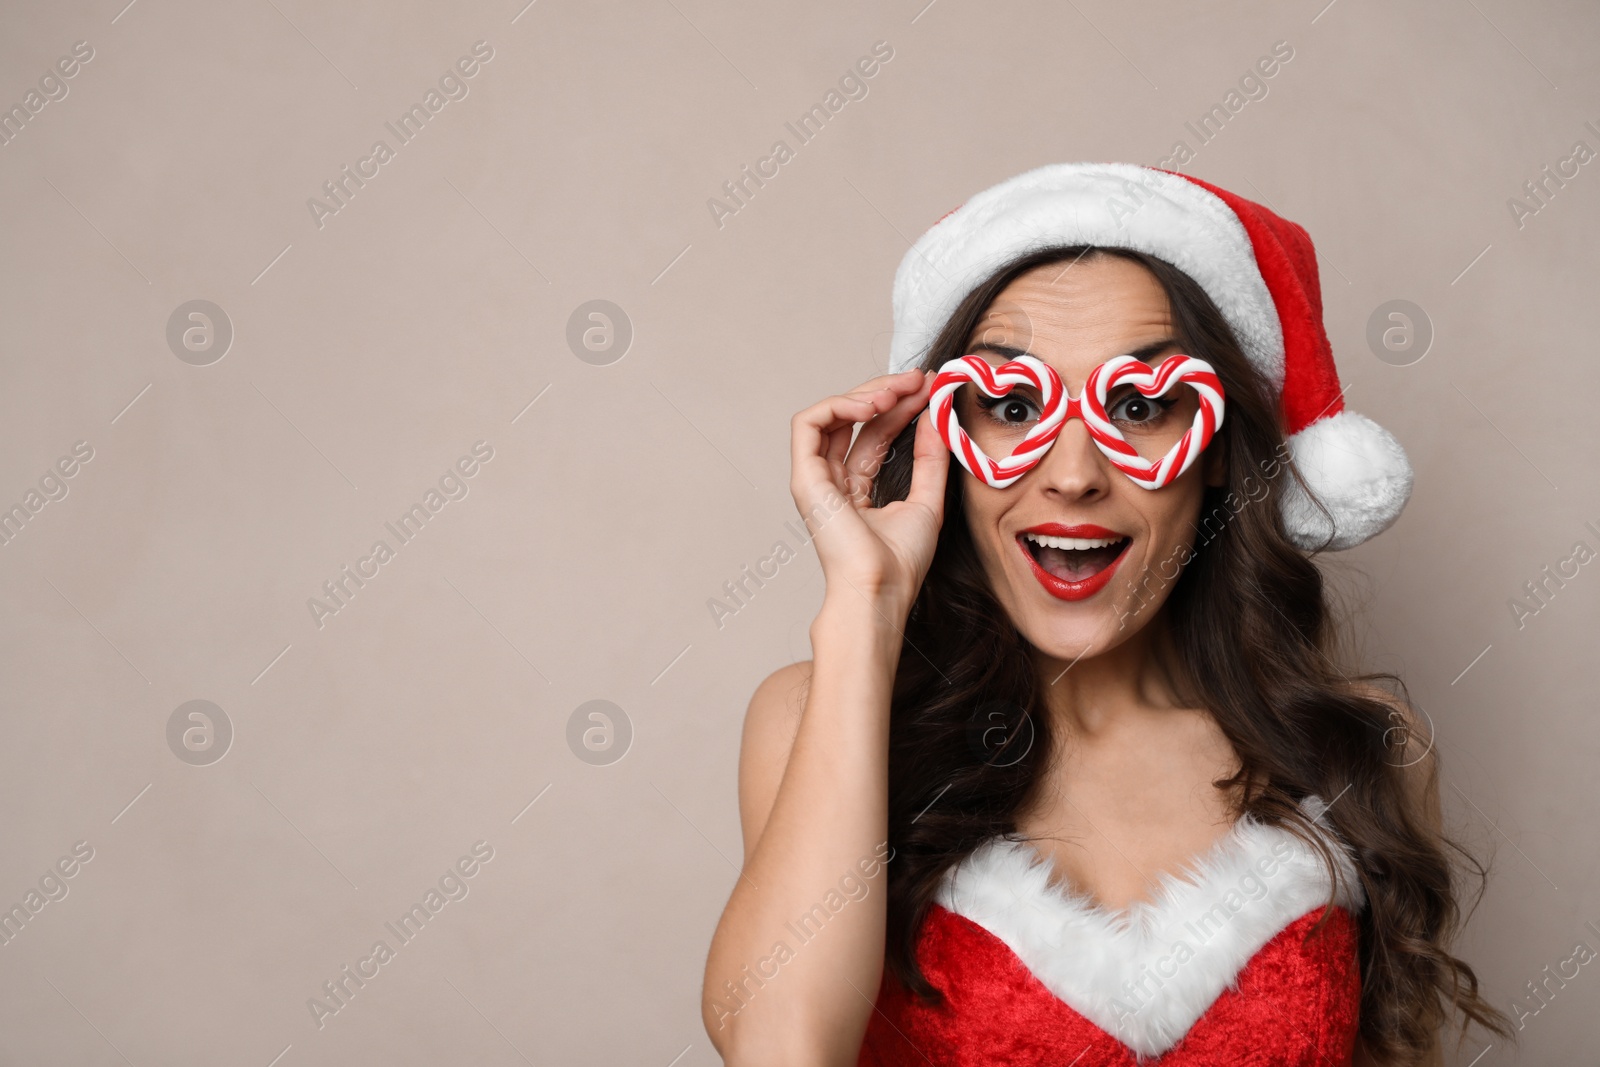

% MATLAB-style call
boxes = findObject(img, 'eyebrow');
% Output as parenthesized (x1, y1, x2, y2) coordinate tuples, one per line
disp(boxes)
(965, 337, 1183, 363)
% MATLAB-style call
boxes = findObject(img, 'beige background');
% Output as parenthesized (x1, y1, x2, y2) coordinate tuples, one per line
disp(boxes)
(0, 0, 1596, 1063)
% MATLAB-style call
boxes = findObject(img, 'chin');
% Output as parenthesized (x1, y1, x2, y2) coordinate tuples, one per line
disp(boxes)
(997, 543, 1164, 664)
(1013, 609, 1133, 665)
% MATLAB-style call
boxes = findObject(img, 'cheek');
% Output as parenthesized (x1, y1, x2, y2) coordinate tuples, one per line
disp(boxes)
(1135, 484, 1207, 567)
(1170, 482, 1208, 532)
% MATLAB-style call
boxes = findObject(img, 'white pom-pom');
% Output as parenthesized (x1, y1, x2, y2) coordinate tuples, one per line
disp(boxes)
(1279, 410, 1414, 551)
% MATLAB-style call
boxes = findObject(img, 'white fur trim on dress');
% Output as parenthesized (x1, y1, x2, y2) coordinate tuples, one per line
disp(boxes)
(1279, 409, 1415, 551)
(887, 162, 1285, 389)
(935, 797, 1364, 1061)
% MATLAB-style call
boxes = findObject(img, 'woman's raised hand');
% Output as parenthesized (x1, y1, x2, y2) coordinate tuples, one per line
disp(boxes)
(788, 367, 950, 620)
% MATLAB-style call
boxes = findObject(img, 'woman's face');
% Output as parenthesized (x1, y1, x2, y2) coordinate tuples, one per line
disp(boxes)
(958, 255, 1227, 663)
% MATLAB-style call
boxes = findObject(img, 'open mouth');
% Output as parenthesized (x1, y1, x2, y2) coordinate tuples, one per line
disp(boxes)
(1016, 528, 1131, 601)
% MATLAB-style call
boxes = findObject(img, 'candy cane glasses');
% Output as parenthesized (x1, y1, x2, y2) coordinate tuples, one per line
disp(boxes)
(929, 353, 1226, 490)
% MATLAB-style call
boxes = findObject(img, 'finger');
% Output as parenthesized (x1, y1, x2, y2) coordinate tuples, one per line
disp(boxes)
(846, 373, 931, 481)
(841, 368, 926, 402)
(904, 406, 951, 515)
(836, 378, 923, 436)
(839, 380, 931, 505)
(793, 385, 909, 485)
(791, 375, 926, 504)
(824, 417, 854, 471)
(793, 383, 906, 441)
(796, 372, 925, 461)
(790, 393, 889, 495)
(791, 394, 879, 462)
(838, 384, 919, 433)
(824, 423, 852, 495)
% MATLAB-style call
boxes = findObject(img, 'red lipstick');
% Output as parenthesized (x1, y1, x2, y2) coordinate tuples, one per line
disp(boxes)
(1016, 523, 1130, 602)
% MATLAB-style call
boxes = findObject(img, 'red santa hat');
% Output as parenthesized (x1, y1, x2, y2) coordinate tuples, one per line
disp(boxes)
(887, 162, 1412, 551)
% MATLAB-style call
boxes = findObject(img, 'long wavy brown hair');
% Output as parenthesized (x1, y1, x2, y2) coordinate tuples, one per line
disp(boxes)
(868, 246, 1512, 1063)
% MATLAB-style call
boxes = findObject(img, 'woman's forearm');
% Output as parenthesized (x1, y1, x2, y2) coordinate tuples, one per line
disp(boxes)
(703, 593, 905, 1065)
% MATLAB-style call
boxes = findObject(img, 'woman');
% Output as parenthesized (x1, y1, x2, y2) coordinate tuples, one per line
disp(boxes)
(701, 163, 1510, 1065)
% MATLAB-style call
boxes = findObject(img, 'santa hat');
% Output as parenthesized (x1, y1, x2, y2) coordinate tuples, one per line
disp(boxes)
(887, 162, 1412, 551)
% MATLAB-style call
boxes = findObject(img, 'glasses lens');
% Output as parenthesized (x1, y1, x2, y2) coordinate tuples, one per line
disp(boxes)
(1103, 380, 1202, 462)
(953, 381, 1047, 461)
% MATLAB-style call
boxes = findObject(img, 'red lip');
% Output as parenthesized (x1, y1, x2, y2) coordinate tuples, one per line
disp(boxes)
(1016, 523, 1130, 602)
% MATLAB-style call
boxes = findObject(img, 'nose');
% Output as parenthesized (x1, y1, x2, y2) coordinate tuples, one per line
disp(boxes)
(1031, 415, 1113, 500)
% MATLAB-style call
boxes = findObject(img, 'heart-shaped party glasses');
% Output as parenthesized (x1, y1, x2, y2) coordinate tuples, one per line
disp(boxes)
(929, 353, 1225, 490)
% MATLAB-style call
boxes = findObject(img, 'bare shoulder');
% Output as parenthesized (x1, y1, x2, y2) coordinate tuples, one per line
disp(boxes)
(736, 661, 813, 860)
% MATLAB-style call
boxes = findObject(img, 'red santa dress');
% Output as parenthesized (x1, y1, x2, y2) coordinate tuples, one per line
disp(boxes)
(858, 800, 1364, 1066)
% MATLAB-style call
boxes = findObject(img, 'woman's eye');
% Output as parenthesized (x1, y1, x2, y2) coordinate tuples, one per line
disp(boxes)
(982, 396, 1041, 424)
(1109, 393, 1168, 424)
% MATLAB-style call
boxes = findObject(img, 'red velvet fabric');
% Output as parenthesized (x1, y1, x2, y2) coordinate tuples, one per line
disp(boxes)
(858, 904, 1361, 1067)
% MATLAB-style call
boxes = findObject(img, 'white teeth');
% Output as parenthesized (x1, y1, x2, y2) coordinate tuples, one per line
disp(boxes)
(1024, 533, 1124, 550)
